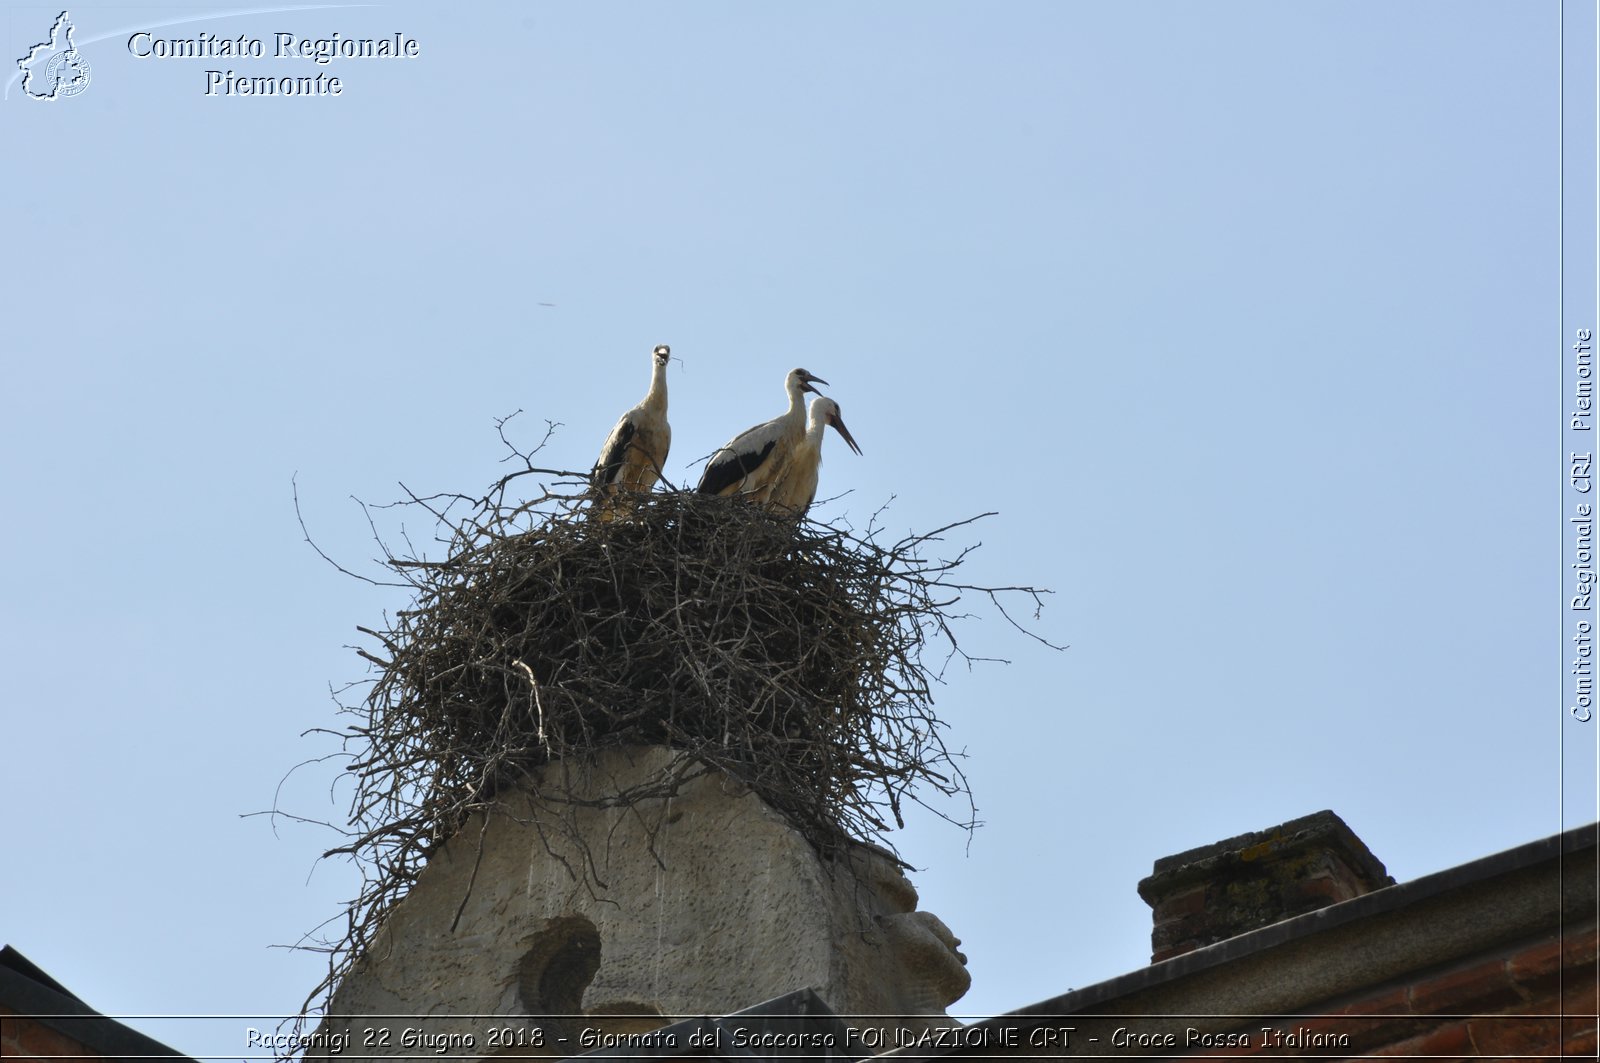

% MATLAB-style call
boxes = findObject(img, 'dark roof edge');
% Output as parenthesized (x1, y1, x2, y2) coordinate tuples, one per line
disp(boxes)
(1004, 820, 1598, 1023)
(0, 946, 76, 999)
(0, 952, 193, 1060)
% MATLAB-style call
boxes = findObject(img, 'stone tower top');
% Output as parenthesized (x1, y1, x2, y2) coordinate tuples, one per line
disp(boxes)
(310, 746, 968, 1058)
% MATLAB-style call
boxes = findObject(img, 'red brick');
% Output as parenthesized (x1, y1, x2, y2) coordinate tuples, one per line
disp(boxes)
(1367, 1018, 1472, 1057)
(1289, 873, 1349, 907)
(1152, 915, 1200, 944)
(1507, 931, 1564, 987)
(1510, 924, 1600, 997)
(1562, 923, 1600, 966)
(1560, 969, 1600, 1017)
(1328, 985, 1413, 1017)
(1155, 884, 1208, 919)
(11, 1016, 102, 1060)
(1466, 1014, 1562, 1057)
(1407, 955, 1523, 1014)
(1561, 1024, 1600, 1056)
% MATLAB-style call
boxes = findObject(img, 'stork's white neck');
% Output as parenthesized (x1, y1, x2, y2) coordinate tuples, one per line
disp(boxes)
(785, 376, 808, 424)
(642, 359, 668, 411)
(805, 404, 829, 444)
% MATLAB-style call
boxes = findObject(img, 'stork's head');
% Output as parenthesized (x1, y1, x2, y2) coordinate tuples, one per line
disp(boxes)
(788, 368, 828, 396)
(811, 396, 863, 455)
(652, 344, 671, 365)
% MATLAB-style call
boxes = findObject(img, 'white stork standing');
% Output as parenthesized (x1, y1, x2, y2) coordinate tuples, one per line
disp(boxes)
(695, 368, 828, 500)
(591, 344, 672, 518)
(767, 396, 862, 518)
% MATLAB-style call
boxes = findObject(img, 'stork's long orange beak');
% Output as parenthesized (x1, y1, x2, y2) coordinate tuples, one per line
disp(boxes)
(829, 411, 862, 455)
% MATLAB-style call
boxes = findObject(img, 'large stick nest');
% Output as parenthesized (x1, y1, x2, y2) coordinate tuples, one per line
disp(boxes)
(287, 419, 1058, 1024)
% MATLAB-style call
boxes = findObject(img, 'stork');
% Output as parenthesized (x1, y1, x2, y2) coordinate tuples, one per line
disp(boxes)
(767, 396, 862, 518)
(695, 368, 828, 500)
(590, 344, 672, 518)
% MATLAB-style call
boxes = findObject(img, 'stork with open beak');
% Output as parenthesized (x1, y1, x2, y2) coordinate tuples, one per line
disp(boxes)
(591, 344, 672, 518)
(695, 368, 828, 500)
(767, 396, 863, 518)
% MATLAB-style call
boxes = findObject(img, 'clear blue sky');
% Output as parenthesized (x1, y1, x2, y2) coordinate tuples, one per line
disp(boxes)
(3, 2, 1592, 1059)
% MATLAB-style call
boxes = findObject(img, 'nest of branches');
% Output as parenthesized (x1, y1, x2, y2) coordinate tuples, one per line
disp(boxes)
(290, 419, 1056, 1021)
(364, 492, 949, 837)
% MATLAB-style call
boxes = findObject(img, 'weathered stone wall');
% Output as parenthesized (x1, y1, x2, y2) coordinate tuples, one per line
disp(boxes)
(310, 746, 968, 1058)
(1137, 809, 1394, 962)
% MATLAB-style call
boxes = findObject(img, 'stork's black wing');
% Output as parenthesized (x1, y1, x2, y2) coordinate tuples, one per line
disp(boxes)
(696, 438, 777, 495)
(592, 418, 636, 490)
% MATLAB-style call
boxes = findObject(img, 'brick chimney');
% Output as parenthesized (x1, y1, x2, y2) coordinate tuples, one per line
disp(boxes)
(1136, 810, 1394, 962)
